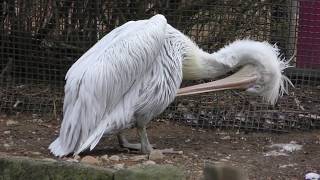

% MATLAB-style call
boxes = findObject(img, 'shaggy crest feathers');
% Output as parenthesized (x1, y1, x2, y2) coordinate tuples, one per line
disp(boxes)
(211, 39, 293, 105)
(259, 42, 294, 104)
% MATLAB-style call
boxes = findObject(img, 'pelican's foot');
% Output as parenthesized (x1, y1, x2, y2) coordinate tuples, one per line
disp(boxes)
(117, 133, 155, 152)
(120, 142, 155, 151)
(120, 142, 141, 150)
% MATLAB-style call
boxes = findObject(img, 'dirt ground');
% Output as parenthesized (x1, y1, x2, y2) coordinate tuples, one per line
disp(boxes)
(0, 113, 319, 180)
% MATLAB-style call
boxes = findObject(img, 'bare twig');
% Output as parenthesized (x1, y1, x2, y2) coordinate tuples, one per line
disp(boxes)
(57, 42, 84, 51)
(0, 58, 13, 82)
(53, 95, 57, 120)
(245, 109, 307, 114)
(22, 88, 50, 96)
(13, 100, 23, 108)
(298, 114, 320, 120)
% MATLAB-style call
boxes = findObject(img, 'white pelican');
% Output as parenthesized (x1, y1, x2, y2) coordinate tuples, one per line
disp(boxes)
(49, 14, 292, 157)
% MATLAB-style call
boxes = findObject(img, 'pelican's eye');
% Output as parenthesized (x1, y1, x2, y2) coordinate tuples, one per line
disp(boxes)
(253, 84, 262, 90)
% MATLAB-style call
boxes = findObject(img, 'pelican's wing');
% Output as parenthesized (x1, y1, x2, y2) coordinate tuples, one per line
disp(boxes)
(49, 14, 167, 156)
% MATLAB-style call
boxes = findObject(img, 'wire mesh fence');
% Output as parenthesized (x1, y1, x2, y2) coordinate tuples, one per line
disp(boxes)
(0, 0, 319, 132)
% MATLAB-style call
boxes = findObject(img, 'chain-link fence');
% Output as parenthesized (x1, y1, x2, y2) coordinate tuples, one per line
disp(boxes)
(0, 0, 319, 132)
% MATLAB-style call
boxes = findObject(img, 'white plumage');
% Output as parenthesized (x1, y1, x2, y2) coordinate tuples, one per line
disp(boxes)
(305, 172, 320, 180)
(49, 14, 292, 157)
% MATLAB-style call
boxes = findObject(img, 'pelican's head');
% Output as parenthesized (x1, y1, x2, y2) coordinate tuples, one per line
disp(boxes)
(177, 41, 293, 105)
(244, 57, 293, 105)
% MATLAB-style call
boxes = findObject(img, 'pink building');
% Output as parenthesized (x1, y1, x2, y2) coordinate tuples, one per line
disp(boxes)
(297, 0, 320, 68)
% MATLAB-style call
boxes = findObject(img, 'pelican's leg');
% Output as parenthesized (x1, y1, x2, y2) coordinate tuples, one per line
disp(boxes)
(137, 125, 153, 154)
(137, 126, 183, 155)
(121, 121, 182, 154)
(117, 132, 141, 150)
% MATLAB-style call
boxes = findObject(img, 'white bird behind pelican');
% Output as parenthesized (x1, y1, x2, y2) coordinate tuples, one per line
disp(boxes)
(49, 14, 292, 157)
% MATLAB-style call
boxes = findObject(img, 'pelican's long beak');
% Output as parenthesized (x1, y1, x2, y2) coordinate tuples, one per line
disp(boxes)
(177, 65, 258, 96)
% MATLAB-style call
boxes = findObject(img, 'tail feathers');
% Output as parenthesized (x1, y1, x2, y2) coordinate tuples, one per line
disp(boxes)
(49, 124, 110, 157)
(48, 138, 72, 157)
(49, 99, 133, 157)
(49, 120, 115, 157)
(74, 97, 134, 155)
(75, 121, 112, 155)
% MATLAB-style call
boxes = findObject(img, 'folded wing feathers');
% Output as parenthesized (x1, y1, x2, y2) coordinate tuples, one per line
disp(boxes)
(49, 15, 168, 157)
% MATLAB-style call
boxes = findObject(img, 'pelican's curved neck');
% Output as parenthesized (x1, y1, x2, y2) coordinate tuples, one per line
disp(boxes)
(182, 49, 230, 80)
